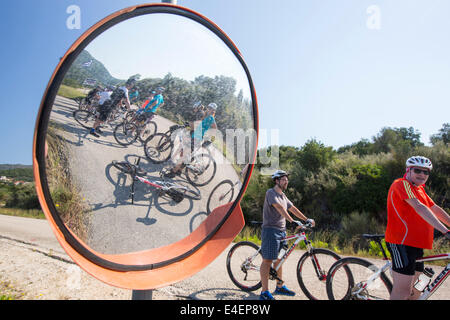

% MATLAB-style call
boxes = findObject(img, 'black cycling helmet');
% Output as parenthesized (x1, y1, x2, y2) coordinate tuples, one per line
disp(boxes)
(126, 78, 137, 87)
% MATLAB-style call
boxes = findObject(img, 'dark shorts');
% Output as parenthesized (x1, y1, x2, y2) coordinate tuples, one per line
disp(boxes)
(98, 102, 113, 121)
(261, 227, 286, 260)
(387, 242, 424, 276)
(137, 111, 154, 123)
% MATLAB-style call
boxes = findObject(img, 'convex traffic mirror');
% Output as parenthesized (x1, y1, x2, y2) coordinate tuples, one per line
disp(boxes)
(33, 4, 258, 289)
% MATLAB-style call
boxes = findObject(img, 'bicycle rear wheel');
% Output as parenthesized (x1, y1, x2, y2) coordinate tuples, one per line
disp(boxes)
(113, 122, 139, 146)
(296, 248, 343, 300)
(326, 257, 392, 300)
(169, 184, 201, 201)
(185, 153, 216, 187)
(206, 180, 234, 214)
(144, 133, 173, 163)
(226, 241, 262, 292)
(73, 110, 96, 129)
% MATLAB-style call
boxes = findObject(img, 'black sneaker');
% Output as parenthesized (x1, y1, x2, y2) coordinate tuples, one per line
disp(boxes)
(95, 127, 103, 134)
(89, 129, 99, 137)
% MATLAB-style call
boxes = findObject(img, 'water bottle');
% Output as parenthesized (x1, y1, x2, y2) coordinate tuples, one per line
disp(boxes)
(278, 244, 288, 259)
(413, 267, 434, 292)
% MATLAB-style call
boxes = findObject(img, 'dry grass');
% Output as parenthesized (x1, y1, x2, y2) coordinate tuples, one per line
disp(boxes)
(45, 125, 91, 242)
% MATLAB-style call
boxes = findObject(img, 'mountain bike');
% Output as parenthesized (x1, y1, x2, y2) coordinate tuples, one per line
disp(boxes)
(73, 96, 91, 111)
(73, 102, 127, 131)
(110, 158, 201, 204)
(226, 221, 347, 300)
(325, 234, 450, 300)
(144, 128, 217, 186)
(113, 110, 157, 146)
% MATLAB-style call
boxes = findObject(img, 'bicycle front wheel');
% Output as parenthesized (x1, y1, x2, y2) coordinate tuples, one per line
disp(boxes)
(169, 183, 201, 201)
(111, 160, 146, 176)
(206, 180, 234, 214)
(226, 241, 262, 292)
(326, 257, 392, 300)
(144, 133, 173, 163)
(113, 122, 139, 146)
(111, 160, 134, 175)
(73, 110, 96, 129)
(296, 248, 343, 300)
(138, 121, 157, 143)
(185, 153, 216, 187)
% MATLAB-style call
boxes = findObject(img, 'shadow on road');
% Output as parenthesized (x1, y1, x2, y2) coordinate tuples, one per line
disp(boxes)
(186, 287, 259, 300)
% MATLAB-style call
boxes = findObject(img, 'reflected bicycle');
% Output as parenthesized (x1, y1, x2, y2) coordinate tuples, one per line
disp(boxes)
(110, 158, 201, 204)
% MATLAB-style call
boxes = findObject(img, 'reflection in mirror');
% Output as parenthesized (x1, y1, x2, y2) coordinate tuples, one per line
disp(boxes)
(45, 12, 256, 255)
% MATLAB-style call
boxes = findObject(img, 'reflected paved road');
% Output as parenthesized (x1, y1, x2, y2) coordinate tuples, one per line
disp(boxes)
(49, 96, 240, 255)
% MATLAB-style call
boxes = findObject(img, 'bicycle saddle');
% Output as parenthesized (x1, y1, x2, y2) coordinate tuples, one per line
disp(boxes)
(170, 124, 184, 131)
(362, 234, 385, 240)
(202, 140, 212, 148)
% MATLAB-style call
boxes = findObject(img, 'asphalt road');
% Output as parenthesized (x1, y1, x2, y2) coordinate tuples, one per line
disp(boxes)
(48, 96, 240, 255)
(1, 215, 448, 300)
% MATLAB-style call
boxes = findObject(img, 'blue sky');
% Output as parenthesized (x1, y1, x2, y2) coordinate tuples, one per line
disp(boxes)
(1, 0, 449, 165)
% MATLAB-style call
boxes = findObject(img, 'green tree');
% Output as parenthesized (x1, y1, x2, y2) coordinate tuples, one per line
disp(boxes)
(372, 126, 423, 154)
(296, 139, 335, 173)
(430, 123, 450, 145)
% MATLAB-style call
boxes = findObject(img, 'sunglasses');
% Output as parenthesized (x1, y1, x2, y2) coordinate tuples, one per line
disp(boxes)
(412, 168, 430, 175)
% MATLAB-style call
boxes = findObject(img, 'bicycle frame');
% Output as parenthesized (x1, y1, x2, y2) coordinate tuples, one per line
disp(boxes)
(417, 253, 450, 300)
(352, 260, 392, 300)
(242, 231, 310, 280)
(134, 175, 165, 190)
(270, 230, 316, 282)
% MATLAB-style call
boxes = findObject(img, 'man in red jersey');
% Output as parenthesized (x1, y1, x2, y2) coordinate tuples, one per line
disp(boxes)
(385, 156, 450, 300)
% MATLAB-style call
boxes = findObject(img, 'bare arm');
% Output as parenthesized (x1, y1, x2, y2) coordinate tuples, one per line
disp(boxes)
(272, 204, 315, 227)
(288, 206, 308, 221)
(430, 204, 450, 228)
(405, 199, 449, 234)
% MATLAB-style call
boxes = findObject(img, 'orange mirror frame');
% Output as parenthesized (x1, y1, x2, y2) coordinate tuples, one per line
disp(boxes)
(33, 3, 258, 289)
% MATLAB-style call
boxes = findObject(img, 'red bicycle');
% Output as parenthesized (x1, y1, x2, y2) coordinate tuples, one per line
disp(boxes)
(111, 158, 201, 204)
(326, 234, 449, 300)
(226, 221, 347, 300)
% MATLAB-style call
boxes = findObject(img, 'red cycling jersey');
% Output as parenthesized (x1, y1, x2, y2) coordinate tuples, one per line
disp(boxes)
(385, 177, 435, 249)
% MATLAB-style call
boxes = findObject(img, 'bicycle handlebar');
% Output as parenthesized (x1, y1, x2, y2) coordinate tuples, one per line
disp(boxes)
(294, 220, 314, 230)
(249, 220, 314, 230)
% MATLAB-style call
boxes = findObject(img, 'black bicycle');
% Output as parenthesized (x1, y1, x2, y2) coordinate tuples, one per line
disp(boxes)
(113, 110, 157, 146)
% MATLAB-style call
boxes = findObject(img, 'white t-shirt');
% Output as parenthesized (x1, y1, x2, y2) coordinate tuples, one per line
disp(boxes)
(98, 91, 112, 105)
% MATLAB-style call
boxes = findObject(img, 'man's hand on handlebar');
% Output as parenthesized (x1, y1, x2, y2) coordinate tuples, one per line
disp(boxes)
(292, 219, 315, 232)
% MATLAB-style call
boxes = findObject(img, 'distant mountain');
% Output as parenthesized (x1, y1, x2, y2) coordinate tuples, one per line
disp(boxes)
(0, 164, 33, 182)
(0, 164, 32, 171)
(62, 50, 123, 88)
